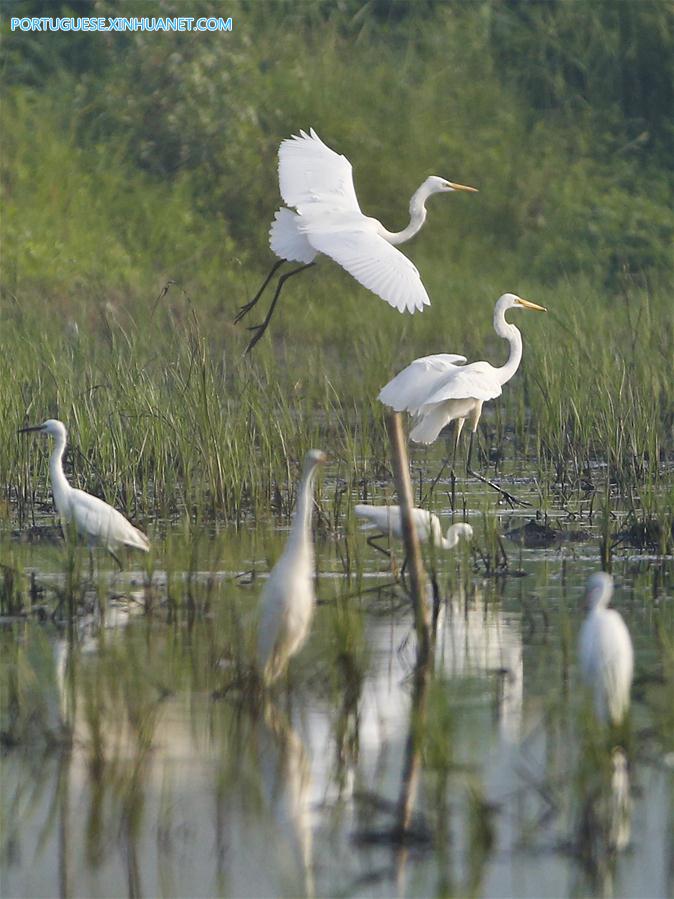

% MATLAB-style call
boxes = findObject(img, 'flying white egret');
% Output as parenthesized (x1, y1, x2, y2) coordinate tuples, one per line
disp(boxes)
(257, 449, 327, 684)
(378, 293, 546, 505)
(578, 572, 634, 727)
(355, 504, 473, 552)
(18, 419, 150, 569)
(235, 128, 477, 352)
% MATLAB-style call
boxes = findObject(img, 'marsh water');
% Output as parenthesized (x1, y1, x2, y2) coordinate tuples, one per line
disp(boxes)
(2, 471, 673, 899)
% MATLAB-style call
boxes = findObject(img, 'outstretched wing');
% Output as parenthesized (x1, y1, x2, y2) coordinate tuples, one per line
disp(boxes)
(379, 354, 468, 412)
(278, 129, 361, 213)
(422, 361, 502, 405)
(303, 225, 431, 313)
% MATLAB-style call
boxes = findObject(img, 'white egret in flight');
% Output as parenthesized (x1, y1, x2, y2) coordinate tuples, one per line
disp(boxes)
(235, 128, 477, 352)
(19, 419, 150, 569)
(378, 293, 546, 505)
(578, 572, 634, 727)
(257, 449, 327, 684)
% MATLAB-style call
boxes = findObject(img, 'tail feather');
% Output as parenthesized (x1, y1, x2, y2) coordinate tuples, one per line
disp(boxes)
(409, 405, 452, 444)
(269, 208, 316, 264)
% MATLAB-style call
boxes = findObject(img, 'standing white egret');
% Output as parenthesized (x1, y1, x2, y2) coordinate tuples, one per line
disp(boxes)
(257, 449, 327, 684)
(378, 293, 546, 505)
(578, 572, 634, 727)
(18, 419, 150, 568)
(355, 504, 473, 553)
(235, 128, 477, 352)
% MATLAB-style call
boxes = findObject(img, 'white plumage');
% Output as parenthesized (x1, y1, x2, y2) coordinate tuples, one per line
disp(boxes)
(578, 572, 634, 726)
(270, 128, 476, 313)
(19, 419, 149, 563)
(379, 293, 547, 446)
(237, 129, 477, 352)
(257, 449, 327, 684)
(354, 504, 473, 551)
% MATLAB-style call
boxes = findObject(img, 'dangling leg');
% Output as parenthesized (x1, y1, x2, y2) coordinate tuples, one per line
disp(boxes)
(245, 262, 316, 354)
(234, 259, 285, 324)
(466, 431, 530, 508)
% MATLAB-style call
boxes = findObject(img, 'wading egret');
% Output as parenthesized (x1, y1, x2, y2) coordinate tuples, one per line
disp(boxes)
(355, 504, 473, 552)
(235, 128, 477, 352)
(18, 419, 150, 569)
(257, 449, 327, 684)
(578, 572, 634, 727)
(378, 293, 546, 505)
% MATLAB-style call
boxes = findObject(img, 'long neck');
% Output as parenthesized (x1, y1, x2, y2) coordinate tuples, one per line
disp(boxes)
(442, 526, 462, 550)
(49, 432, 71, 516)
(493, 312, 523, 387)
(442, 524, 463, 549)
(591, 588, 613, 612)
(378, 182, 430, 246)
(287, 461, 319, 558)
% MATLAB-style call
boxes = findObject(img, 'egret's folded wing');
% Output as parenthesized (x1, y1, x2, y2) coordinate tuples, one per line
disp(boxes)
(279, 129, 361, 213)
(304, 228, 430, 313)
(422, 362, 502, 405)
(413, 354, 468, 369)
(354, 504, 402, 532)
(379, 355, 467, 412)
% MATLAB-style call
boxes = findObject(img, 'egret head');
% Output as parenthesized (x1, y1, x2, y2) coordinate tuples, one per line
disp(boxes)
(584, 571, 614, 611)
(304, 448, 328, 467)
(451, 522, 474, 541)
(18, 419, 67, 441)
(425, 175, 478, 195)
(444, 522, 474, 548)
(497, 293, 548, 315)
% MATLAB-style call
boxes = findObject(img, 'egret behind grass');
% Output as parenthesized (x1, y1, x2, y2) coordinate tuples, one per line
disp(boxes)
(19, 419, 149, 570)
(235, 128, 477, 352)
(378, 293, 546, 506)
(355, 504, 473, 552)
(257, 449, 327, 685)
(578, 572, 634, 727)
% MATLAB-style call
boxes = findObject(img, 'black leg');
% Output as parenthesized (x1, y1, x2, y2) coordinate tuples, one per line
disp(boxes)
(245, 262, 315, 354)
(367, 533, 392, 558)
(423, 420, 463, 506)
(466, 432, 530, 508)
(234, 259, 285, 324)
(109, 550, 124, 571)
(424, 456, 449, 504)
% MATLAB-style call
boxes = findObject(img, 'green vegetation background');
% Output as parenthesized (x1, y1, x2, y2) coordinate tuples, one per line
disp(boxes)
(1, 0, 673, 524)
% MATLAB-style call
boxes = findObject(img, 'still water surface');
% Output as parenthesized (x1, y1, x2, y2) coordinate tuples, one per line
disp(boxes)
(1, 518, 672, 899)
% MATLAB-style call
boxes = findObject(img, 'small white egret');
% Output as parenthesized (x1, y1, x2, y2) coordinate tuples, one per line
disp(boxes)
(578, 572, 634, 727)
(355, 504, 473, 552)
(378, 293, 546, 505)
(257, 449, 327, 684)
(235, 128, 477, 351)
(19, 419, 150, 568)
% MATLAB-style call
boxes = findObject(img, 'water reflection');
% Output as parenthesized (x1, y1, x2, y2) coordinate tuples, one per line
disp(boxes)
(435, 585, 523, 742)
(257, 702, 315, 897)
(573, 748, 632, 897)
(0, 560, 670, 899)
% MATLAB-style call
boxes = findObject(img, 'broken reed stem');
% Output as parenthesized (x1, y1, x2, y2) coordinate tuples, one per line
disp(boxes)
(385, 412, 430, 663)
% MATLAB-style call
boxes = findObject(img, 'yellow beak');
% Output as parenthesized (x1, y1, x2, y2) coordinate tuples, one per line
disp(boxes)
(516, 297, 547, 312)
(448, 181, 478, 193)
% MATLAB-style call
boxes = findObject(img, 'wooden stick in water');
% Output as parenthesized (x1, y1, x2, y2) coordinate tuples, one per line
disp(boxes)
(385, 411, 430, 664)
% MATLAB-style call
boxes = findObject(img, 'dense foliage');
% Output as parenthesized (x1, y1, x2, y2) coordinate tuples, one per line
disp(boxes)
(1, 0, 673, 523)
